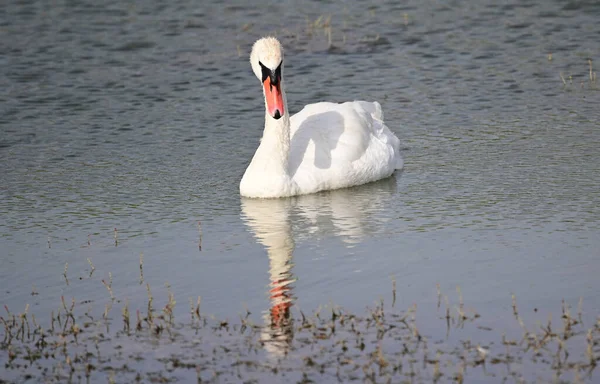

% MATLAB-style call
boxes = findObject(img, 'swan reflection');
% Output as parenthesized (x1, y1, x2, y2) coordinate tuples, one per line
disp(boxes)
(240, 176, 397, 357)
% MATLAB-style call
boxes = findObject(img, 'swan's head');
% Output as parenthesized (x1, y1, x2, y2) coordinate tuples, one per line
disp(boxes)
(250, 37, 285, 120)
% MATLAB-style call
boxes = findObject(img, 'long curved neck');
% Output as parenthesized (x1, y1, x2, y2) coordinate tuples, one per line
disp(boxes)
(240, 80, 293, 197)
(254, 86, 290, 176)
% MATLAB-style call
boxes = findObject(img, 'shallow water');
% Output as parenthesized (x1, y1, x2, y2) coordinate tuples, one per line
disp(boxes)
(1, 0, 600, 381)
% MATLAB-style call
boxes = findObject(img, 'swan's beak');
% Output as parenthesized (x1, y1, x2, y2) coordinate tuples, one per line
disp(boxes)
(263, 77, 285, 120)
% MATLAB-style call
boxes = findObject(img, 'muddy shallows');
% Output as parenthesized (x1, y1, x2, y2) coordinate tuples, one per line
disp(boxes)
(1, 280, 599, 383)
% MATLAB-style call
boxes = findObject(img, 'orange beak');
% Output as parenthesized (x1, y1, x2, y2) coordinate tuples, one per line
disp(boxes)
(263, 77, 285, 120)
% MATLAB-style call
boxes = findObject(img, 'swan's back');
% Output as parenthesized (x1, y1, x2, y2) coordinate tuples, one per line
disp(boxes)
(288, 101, 402, 195)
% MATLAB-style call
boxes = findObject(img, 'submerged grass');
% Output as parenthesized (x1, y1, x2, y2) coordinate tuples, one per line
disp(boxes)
(1, 274, 599, 383)
(558, 58, 597, 89)
(239, 13, 392, 56)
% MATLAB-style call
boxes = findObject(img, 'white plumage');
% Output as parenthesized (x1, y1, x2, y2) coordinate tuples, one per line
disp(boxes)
(240, 37, 403, 198)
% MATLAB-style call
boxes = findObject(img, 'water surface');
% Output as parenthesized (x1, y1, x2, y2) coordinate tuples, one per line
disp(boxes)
(1, 0, 599, 381)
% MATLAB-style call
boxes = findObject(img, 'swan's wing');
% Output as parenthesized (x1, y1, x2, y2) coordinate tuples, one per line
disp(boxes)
(288, 101, 401, 191)
(289, 102, 370, 169)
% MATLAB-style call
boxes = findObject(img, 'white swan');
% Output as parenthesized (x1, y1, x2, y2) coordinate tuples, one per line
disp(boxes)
(240, 37, 403, 198)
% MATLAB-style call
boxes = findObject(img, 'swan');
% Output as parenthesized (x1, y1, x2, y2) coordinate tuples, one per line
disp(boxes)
(240, 37, 403, 198)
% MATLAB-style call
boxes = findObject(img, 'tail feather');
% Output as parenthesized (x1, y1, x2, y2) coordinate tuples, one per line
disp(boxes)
(356, 100, 403, 170)
(354, 101, 384, 121)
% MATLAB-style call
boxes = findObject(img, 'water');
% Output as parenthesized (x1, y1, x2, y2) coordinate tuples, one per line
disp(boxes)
(1, 0, 600, 381)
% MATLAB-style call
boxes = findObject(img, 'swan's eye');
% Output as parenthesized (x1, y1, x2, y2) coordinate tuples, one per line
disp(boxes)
(259, 61, 269, 83)
(273, 63, 282, 84)
(259, 61, 283, 87)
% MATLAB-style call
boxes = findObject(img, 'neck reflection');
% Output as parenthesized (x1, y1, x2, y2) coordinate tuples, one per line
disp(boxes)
(241, 198, 296, 356)
(240, 176, 398, 357)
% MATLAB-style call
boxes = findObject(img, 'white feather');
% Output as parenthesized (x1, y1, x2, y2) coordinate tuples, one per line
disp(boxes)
(241, 37, 403, 198)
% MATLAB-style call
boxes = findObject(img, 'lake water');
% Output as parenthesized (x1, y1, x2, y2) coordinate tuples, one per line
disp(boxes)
(1, 0, 599, 382)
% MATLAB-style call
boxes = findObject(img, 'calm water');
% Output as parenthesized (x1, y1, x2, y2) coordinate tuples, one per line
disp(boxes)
(1, 0, 600, 377)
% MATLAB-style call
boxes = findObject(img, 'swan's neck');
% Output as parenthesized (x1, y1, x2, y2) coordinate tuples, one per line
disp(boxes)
(240, 83, 295, 197)
(258, 110, 290, 174)
(248, 84, 290, 176)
